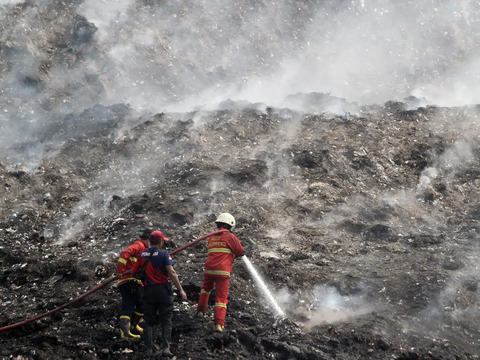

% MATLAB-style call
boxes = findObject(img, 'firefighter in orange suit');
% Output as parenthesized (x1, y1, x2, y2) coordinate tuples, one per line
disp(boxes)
(115, 229, 151, 339)
(196, 213, 244, 332)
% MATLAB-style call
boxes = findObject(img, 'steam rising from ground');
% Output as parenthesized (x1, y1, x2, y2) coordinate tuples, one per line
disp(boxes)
(316, 135, 477, 243)
(416, 139, 474, 195)
(54, 142, 168, 244)
(277, 285, 373, 331)
(303, 285, 373, 330)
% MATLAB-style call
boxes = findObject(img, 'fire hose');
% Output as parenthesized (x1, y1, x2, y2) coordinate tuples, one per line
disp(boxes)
(0, 229, 227, 332)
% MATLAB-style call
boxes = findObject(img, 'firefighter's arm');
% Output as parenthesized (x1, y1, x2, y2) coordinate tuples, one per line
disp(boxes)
(115, 249, 131, 275)
(230, 234, 244, 257)
(166, 265, 187, 301)
(131, 258, 142, 276)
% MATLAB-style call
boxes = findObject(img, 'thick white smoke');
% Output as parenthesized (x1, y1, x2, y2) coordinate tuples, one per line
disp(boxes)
(233, 0, 480, 108)
(304, 285, 372, 330)
(69, 0, 480, 112)
(1, 0, 479, 163)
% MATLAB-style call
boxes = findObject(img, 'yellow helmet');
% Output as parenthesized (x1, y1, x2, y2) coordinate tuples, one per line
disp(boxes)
(215, 213, 236, 228)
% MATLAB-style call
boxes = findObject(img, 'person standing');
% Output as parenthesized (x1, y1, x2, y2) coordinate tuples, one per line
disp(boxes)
(115, 229, 151, 339)
(133, 230, 187, 357)
(196, 213, 244, 332)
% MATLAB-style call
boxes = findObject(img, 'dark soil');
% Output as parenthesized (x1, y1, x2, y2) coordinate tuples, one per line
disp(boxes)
(1, 1, 480, 360)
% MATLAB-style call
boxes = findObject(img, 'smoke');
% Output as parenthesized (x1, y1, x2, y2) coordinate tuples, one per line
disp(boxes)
(437, 139, 474, 169)
(314, 134, 477, 245)
(2, 3, 480, 352)
(415, 167, 438, 196)
(2, 0, 479, 171)
(0, 0, 22, 4)
(200, 0, 480, 108)
(295, 285, 373, 331)
(414, 260, 480, 343)
(416, 139, 474, 194)
(73, 0, 480, 112)
(275, 288, 291, 308)
(53, 139, 168, 244)
(78, 0, 132, 39)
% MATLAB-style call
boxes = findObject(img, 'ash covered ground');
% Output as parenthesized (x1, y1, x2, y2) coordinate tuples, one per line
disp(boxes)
(2, 1, 480, 360)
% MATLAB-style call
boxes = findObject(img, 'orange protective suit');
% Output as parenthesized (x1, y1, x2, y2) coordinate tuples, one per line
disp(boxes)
(116, 239, 148, 286)
(197, 227, 244, 326)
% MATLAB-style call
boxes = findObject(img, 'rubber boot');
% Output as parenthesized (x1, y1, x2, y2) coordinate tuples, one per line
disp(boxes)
(144, 325, 153, 356)
(161, 323, 173, 357)
(130, 311, 144, 336)
(119, 316, 140, 340)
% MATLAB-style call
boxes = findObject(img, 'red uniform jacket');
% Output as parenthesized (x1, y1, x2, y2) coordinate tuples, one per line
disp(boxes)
(132, 247, 173, 287)
(116, 239, 148, 286)
(204, 228, 244, 277)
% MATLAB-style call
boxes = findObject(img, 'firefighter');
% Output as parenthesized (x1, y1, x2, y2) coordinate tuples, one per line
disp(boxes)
(132, 230, 187, 357)
(115, 229, 151, 339)
(196, 213, 244, 332)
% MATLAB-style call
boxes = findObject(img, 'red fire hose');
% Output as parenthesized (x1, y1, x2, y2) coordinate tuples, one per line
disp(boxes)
(0, 229, 226, 332)
(169, 229, 226, 256)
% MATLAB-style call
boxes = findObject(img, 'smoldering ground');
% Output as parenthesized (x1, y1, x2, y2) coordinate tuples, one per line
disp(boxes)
(2, 0, 480, 359)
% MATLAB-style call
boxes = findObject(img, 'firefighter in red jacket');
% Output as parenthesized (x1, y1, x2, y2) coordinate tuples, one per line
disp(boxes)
(115, 229, 151, 339)
(196, 213, 244, 332)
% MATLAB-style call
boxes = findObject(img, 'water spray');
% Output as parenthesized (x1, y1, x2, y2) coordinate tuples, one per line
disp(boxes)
(242, 255, 285, 317)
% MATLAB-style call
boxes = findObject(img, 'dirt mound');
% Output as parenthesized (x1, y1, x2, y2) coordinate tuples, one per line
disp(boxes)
(1, 98, 479, 359)
(2, 0, 480, 360)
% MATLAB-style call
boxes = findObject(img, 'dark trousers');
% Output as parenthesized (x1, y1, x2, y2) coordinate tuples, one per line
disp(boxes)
(144, 283, 173, 327)
(118, 281, 144, 317)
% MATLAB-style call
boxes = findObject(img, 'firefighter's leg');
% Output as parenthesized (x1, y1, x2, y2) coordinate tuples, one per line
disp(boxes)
(144, 324, 153, 356)
(213, 276, 230, 329)
(130, 310, 144, 335)
(196, 274, 215, 316)
(119, 316, 140, 339)
(143, 287, 159, 355)
(158, 284, 174, 357)
(118, 282, 140, 339)
(130, 284, 144, 335)
(118, 282, 136, 316)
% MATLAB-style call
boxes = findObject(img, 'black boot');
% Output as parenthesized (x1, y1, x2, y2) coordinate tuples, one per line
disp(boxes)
(119, 316, 140, 340)
(144, 325, 153, 356)
(130, 311, 144, 335)
(161, 323, 173, 357)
